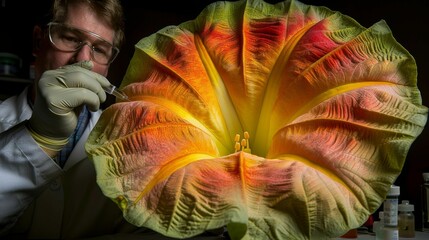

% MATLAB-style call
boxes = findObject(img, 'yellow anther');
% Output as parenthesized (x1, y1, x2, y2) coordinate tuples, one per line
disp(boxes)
(241, 139, 246, 149)
(235, 134, 240, 142)
(244, 131, 249, 139)
(235, 142, 241, 152)
(244, 131, 250, 153)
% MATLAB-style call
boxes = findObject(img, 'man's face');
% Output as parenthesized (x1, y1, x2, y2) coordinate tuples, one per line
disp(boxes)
(34, 2, 116, 79)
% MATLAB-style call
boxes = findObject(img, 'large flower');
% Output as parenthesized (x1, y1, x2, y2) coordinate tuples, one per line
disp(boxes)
(85, 0, 428, 239)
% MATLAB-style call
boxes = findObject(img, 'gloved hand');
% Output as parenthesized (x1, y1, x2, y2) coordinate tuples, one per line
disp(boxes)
(28, 61, 111, 151)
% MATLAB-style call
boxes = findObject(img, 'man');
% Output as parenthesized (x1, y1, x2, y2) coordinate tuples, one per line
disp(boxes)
(0, 0, 143, 238)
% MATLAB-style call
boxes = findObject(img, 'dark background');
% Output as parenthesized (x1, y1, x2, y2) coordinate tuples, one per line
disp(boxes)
(1, 0, 428, 229)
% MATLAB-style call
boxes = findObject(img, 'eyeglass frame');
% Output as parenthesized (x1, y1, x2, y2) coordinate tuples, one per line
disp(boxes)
(47, 22, 120, 65)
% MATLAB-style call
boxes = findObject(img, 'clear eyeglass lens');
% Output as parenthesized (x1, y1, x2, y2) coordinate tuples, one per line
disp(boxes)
(48, 22, 119, 65)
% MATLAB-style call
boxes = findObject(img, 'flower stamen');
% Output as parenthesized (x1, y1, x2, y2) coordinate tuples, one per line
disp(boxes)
(234, 131, 251, 153)
(234, 134, 241, 152)
(235, 142, 241, 152)
(241, 139, 247, 151)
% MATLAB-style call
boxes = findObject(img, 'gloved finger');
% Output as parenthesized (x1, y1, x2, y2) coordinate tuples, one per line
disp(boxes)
(52, 71, 108, 103)
(41, 75, 105, 113)
(49, 86, 104, 112)
(40, 63, 111, 103)
(73, 60, 93, 70)
(51, 60, 93, 74)
(59, 61, 112, 90)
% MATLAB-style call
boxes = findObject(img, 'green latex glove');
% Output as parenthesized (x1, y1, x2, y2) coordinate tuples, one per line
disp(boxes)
(28, 61, 110, 151)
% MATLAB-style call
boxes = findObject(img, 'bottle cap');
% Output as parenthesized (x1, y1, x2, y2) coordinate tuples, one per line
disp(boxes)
(387, 185, 400, 196)
(398, 200, 414, 212)
(423, 173, 429, 182)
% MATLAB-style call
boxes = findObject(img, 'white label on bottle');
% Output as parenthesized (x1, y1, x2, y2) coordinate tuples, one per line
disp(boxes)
(384, 198, 398, 227)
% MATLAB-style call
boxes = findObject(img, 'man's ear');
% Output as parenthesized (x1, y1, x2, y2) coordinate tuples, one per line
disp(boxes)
(32, 25, 43, 57)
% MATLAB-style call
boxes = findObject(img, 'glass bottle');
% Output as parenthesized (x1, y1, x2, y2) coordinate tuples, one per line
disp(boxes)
(373, 211, 384, 240)
(383, 185, 400, 240)
(398, 200, 415, 238)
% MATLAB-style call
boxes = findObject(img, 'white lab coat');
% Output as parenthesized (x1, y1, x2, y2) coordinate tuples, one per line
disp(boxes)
(0, 87, 141, 239)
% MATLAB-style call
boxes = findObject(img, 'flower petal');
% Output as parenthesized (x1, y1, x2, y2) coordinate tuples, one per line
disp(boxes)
(86, 0, 428, 239)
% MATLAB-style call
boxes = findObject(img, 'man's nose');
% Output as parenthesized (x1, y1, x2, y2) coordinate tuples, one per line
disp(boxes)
(74, 43, 93, 62)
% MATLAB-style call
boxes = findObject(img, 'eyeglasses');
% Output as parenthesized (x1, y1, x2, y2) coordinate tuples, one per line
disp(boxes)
(47, 22, 119, 65)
